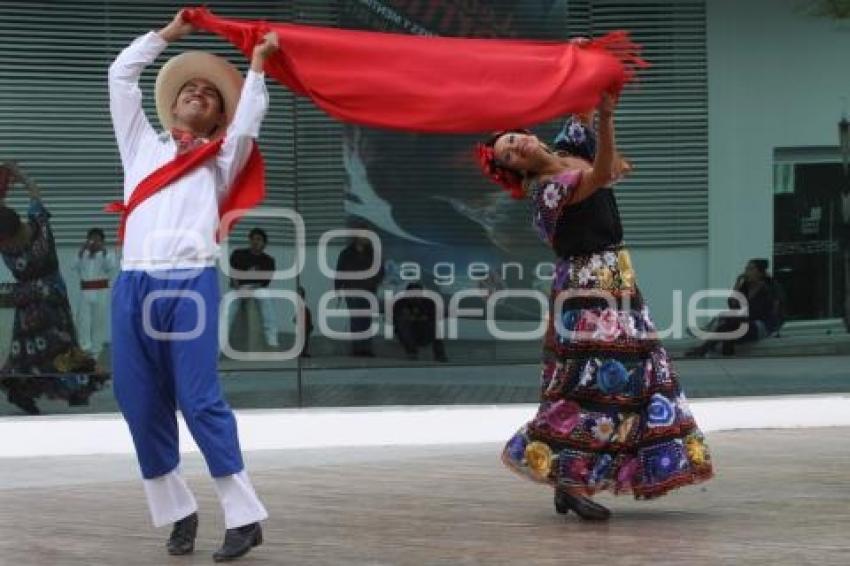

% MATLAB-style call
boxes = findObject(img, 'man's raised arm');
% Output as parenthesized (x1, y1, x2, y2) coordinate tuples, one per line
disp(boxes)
(108, 12, 192, 169)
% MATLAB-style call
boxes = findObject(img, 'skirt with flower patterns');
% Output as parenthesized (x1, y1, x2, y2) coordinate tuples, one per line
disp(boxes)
(502, 246, 714, 499)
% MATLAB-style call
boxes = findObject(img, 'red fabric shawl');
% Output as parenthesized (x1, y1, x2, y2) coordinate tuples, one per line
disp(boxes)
(183, 7, 646, 133)
(105, 139, 265, 243)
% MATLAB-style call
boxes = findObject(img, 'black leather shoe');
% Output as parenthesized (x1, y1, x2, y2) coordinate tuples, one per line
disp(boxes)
(166, 512, 198, 556)
(554, 491, 570, 515)
(7, 390, 40, 415)
(554, 490, 611, 521)
(213, 522, 263, 562)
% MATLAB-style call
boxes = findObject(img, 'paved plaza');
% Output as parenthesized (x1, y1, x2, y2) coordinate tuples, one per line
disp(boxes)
(1, 427, 848, 565)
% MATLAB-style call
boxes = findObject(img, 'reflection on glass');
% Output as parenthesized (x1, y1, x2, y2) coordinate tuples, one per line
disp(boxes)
(0, 163, 105, 415)
(774, 162, 846, 321)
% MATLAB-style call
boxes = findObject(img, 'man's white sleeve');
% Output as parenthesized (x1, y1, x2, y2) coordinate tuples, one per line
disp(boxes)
(108, 32, 167, 174)
(217, 70, 269, 196)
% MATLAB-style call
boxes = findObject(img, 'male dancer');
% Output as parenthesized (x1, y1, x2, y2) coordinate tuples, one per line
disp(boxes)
(108, 11, 275, 561)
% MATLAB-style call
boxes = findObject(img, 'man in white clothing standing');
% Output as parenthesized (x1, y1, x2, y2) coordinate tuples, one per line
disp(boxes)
(108, 11, 275, 562)
(73, 228, 116, 362)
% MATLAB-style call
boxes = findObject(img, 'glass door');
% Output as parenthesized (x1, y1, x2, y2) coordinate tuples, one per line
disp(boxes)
(774, 161, 847, 321)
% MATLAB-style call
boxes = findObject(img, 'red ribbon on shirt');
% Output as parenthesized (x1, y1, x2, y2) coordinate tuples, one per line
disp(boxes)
(182, 7, 647, 133)
(171, 127, 206, 154)
(105, 139, 265, 244)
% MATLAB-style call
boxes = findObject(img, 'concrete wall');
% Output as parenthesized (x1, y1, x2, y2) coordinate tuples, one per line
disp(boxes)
(629, 247, 709, 332)
(707, 0, 850, 289)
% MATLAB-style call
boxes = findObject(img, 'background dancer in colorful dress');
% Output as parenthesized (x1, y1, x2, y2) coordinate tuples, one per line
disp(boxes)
(108, 11, 274, 561)
(0, 161, 100, 415)
(476, 93, 713, 520)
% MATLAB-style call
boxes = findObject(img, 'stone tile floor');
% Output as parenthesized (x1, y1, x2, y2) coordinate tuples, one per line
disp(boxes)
(1, 427, 847, 565)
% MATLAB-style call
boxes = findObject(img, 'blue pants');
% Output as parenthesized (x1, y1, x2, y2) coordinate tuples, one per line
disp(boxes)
(111, 268, 244, 479)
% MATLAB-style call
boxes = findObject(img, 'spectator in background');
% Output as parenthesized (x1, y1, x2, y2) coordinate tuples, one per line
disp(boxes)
(392, 282, 447, 362)
(73, 227, 117, 363)
(294, 286, 313, 358)
(0, 162, 101, 415)
(334, 233, 384, 357)
(841, 186, 850, 332)
(228, 227, 280, 348)
(686, 258, 784, 357)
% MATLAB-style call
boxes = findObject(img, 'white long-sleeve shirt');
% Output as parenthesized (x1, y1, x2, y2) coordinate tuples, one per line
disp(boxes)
(108, 32, 268, 271)
(74, 250, 118, 283)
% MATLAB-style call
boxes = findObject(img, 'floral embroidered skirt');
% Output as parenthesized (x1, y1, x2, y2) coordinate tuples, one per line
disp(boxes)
(502, 246, 714, 499)
(1, 274, 103, 406)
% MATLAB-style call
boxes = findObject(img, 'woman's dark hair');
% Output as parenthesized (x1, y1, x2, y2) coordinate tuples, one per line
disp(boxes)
(249, 227, 268, 243)
(87, 227, 105, 240)
(475, 129, 533, 199)
(0, 206, 22, 243)
(749, 258, 769, 275)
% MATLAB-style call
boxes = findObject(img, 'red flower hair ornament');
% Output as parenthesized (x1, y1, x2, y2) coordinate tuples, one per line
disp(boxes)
(474, 129, 532, 200)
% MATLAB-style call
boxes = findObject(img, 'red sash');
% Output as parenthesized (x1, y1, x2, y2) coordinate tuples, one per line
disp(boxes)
(106, 140, 265, 244)
(81, 279, 109, 290)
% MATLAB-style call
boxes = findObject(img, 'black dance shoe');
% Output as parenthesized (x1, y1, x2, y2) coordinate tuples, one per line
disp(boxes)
(554, 490, 611, 521)
(213, 522, 263, 562)
(166, 512, 198, 555)
(554, 490, 570, 515)
(7, 390, 40, 415)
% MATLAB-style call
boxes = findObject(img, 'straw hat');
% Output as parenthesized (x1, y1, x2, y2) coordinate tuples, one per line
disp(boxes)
(154, 51, 243, 132)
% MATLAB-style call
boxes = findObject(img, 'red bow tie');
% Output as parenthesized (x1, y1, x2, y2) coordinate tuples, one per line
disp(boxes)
(171, 128, 207, 154)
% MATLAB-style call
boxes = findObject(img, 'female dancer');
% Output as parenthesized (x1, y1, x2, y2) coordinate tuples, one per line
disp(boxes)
(476, 94, 713, 520)
(0, 161, 100, 415)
